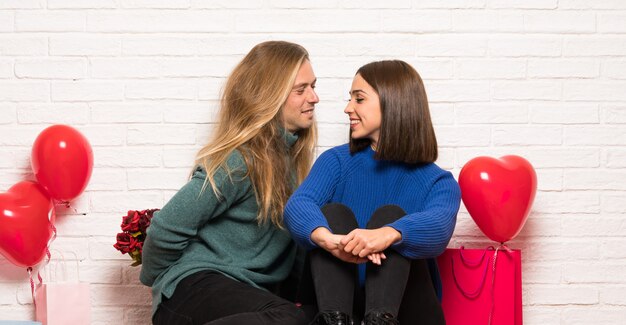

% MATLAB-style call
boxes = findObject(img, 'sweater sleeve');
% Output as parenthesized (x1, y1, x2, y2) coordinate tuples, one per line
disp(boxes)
(284, 149, 342, 250)
(139, 153, 248, 286)
(387, 171, 461, 259)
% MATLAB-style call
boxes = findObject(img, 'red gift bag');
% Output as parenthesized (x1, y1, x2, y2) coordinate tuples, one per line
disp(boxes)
(437, 247, 522, 325)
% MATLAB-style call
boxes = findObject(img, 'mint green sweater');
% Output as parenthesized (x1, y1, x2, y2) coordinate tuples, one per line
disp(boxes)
(139, 135, 298, 316)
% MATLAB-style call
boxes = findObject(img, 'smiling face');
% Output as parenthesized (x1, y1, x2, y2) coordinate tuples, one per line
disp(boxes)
(281, 60, 319, 133)
(345, 73, 382, 148)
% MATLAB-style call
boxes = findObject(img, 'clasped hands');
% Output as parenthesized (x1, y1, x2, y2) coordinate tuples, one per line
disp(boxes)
(311, 226, 401, 266)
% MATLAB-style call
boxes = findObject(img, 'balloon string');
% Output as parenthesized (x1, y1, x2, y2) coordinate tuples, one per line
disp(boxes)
(31, 224, 57, 306)
(55, 200, 78, 213)
(50, 224, 57, 244)
(488, 243, 512, 325)
(27, 267, 35, 307)
(31, 249, 52, 306)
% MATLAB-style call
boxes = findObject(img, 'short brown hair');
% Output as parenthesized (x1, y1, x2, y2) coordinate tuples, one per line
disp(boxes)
(350, 60, 437, 164)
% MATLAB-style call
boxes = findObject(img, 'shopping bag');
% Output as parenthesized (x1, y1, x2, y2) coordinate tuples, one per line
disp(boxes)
(437, 246, 522, 325)
(34, 251, 91, 325)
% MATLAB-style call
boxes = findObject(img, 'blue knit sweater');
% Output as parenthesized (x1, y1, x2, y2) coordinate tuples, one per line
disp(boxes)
(284, 144, 461, 291)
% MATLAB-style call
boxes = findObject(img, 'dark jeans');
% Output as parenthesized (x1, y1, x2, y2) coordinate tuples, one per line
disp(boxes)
(309, 203, 445, 324)
(153, 270, 308, 325)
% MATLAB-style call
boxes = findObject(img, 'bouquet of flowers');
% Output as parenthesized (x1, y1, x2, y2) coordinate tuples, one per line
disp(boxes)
(113, 209, 159, 266)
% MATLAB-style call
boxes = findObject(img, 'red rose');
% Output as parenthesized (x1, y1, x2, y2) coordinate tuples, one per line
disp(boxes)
(138, 209, 157, 234)
(121, 210, 141, 232)
(113, 208, 160, 266)
(114, 232, 133, 254)
(128, 235, 140, 251)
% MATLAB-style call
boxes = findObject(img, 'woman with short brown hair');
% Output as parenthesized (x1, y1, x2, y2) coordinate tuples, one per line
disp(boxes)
(285, 60, 461, 325)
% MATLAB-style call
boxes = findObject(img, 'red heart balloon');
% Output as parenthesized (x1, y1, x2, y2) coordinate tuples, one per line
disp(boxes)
(0, 181, 56, 268)
(31, 124, 93, 202)
(459, 155, 537, 243)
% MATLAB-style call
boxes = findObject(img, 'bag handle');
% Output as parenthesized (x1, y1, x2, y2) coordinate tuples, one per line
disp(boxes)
(458, 245, 493, 267)
(450, 246, 492, 299)
(43, 249, 81, 283)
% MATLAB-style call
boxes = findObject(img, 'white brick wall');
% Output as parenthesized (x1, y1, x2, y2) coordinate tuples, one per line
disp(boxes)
(0, 1, 625, 324)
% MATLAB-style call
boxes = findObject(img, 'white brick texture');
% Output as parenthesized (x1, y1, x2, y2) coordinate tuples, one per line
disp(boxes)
(0, 2, 625, 325)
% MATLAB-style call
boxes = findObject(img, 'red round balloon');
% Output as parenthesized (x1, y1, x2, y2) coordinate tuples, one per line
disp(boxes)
(459, 155, 537, 243)
(31, 125, 93, 202)
(0, 181, 56, 268)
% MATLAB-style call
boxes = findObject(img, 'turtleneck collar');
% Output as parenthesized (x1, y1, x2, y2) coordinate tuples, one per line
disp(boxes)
(282, 128, 299, 148)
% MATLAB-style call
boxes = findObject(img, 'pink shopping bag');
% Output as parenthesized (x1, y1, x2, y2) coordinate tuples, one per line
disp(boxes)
(437, 247, 522, 325)
(34, 252, 91, 325)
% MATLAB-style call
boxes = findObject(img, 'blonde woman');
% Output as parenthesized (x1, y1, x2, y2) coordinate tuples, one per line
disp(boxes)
(140, 41, 318, 325)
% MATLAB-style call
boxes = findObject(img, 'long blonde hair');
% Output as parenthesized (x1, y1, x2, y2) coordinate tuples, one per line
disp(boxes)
(195, 41, 317, 228)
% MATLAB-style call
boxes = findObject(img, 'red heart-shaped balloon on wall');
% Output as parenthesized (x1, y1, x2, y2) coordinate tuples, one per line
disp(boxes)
(459, 155, 537, 243)
(0, 181, 56, 268)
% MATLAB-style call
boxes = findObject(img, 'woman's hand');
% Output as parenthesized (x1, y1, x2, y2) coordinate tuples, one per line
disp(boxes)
(367, 252, 387, 265)
(311, 227, 368, 264)
(339, 227, 402, 258)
